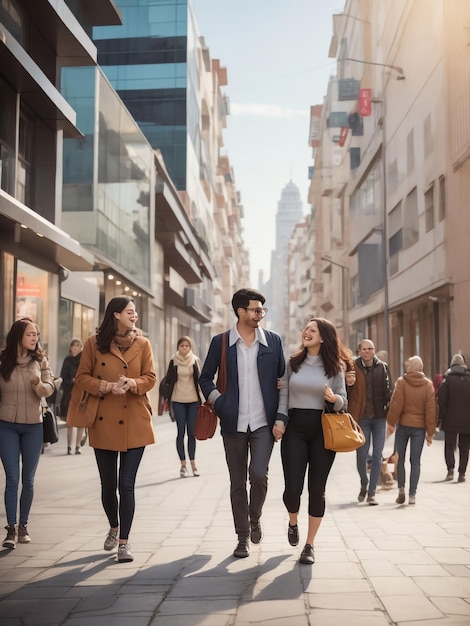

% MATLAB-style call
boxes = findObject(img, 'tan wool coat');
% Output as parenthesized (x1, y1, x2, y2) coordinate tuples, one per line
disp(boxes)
(68, 335, 156, 452)
(386, 371, 436, 438)
(0, 357, 54, 424)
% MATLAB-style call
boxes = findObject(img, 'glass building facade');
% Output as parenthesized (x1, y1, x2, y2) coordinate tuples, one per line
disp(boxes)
(93, 0, 189, 189)
(61, 66, 153, 290)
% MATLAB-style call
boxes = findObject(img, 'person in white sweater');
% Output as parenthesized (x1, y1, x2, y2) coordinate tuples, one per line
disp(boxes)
(164, 336, 202, 477)
(277, 317, 348, 565)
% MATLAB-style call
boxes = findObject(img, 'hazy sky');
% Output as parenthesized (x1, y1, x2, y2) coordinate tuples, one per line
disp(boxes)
(192, 0, 345, 284)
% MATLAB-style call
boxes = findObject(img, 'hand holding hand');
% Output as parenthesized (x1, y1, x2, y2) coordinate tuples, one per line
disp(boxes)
(272, 422, 285, 442)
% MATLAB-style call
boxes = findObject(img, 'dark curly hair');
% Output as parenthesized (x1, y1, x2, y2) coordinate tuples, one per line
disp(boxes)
(0, 318, 45, 381)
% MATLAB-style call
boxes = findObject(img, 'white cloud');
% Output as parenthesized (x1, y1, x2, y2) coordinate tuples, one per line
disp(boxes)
(231, 102, 308, 119)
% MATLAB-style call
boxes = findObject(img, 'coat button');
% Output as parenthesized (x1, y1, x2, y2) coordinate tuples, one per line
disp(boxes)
(119, 420, 124, 424)
(101, 362, 106, 366)
(99, 416, 103, 420)
(124, 365, 128, 369)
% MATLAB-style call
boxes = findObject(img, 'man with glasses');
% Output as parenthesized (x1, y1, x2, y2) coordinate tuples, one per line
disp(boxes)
(199, 288, 286, 558)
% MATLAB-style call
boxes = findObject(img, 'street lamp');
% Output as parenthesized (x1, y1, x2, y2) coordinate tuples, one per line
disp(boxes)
(321, 255, 349, 343)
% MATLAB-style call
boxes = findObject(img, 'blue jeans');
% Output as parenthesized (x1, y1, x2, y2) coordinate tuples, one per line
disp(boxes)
(0, 420, 43, 526)
(94, 447, 145, 540)
(395, 424, 426, 496)
(356, 417, 386, 497)
(172, 401, 198, 461)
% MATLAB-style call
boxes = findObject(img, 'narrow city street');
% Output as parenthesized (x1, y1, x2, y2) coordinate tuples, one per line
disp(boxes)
(0, 415, 469, 625)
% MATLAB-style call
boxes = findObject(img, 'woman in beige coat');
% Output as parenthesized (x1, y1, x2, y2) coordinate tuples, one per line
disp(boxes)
(69, 296, 156, 562)
(386, 356, 436, 505)
(0, 318, 54, 549)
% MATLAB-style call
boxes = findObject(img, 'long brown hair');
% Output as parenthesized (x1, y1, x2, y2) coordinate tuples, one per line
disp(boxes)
(0, 318, 45, 381)
(290, 317, 344, 378)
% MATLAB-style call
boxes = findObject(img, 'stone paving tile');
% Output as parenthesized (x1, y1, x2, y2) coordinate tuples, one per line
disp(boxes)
(397, 563, 451, 576)
(156, 598, 237, 615)
(413, 576, 470, 596)
(432, 597, 470, 616)
(150, 615, 233, 626)
(236, 598, 306, 622)
(369, 575, 425, 596)
(303, 578, 371, 593)
(380, 594, 444, 622)
(306, 591, 382, 610)
(307, 608, 390, 625)
(361, 559, 402, 577)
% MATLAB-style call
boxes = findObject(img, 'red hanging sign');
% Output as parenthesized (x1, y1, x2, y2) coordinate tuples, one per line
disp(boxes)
(359, 88, 371, 116)
(338, 126, 349, 147)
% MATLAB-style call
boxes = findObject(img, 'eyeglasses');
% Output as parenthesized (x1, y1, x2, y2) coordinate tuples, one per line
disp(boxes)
(241, 307, 268, 318)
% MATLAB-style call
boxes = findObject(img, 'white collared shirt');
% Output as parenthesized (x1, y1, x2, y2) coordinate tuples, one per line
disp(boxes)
(230, 324, 268, 432)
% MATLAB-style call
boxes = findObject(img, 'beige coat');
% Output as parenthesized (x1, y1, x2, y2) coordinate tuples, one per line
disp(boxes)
(386, 371, 436, 438)
(0, 357, 54, 424)
(69, 335, 156, 452)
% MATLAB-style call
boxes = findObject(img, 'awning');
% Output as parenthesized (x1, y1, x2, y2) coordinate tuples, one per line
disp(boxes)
(0, 189, 94, 271)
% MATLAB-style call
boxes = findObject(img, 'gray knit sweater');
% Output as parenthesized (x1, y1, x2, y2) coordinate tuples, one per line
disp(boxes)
(278, 354, 347, 420)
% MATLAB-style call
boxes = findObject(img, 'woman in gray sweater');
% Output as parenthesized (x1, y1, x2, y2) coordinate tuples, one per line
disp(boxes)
(0, 318, 54, 549)
(277, 317, 347, 565)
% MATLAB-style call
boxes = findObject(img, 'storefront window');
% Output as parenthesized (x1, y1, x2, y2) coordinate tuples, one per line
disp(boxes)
(57, 298, 95, 370)
(16, 260, 50, 351)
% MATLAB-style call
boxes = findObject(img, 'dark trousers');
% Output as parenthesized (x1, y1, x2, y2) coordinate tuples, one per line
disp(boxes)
(172, 401, 198, 461)
(94, 447, 145, 540)
(222, 426, 274, 538)
(281, 409, 336, 518)
(445, 432, 470, 475)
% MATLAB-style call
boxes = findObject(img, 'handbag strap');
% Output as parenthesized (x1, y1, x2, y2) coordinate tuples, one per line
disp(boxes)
(216, 331, 228, 395)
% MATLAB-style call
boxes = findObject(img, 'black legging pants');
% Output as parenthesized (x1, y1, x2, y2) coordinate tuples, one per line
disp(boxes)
(281, 408, 336, 518)
(94, 447, 145, 540)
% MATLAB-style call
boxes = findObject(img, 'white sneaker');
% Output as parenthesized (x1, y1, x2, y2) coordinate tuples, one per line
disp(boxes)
(117, 543, 134, 562)
(408, 495, 416, 505)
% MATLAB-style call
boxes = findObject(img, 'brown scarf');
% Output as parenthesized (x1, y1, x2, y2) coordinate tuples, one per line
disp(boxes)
(113, 330, 137, 350)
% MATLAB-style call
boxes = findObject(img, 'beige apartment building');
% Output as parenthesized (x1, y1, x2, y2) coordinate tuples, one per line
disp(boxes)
(291, 0, 470, 381)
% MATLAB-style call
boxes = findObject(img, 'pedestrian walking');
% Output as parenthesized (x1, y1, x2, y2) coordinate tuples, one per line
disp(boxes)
(59, 338, 85, 456)
(348, 339, 392, 505)
(199, 288, 285, 559)
(386, 355, 436, 505)
(437, 354, 470, 483)
(277, 317, 347, 565)
(0, 318, 54, 549)
(67, 296, 156, 562)
(163, 336, 202, 478)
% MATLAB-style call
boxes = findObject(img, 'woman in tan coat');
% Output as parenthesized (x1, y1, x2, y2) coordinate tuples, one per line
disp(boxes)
(386, 356, 436, 505)
(0, 318, 54, 548)
(69, 296, 156, 562)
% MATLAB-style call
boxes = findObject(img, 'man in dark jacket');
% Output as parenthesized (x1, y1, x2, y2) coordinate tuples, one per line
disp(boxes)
(438, 353, 470, 483)
(348, 339, 391, 505)
(199, 288, 285, 559)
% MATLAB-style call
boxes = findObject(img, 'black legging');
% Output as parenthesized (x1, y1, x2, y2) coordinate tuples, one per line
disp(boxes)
(281, 409, 336, 518)
(94, 447, 145, 540)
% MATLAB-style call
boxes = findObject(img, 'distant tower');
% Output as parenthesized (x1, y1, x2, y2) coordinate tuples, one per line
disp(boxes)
(269, 181, 303, 340)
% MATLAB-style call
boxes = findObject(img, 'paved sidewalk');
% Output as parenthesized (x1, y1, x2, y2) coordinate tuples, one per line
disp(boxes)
(0, 416, 469, 625)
